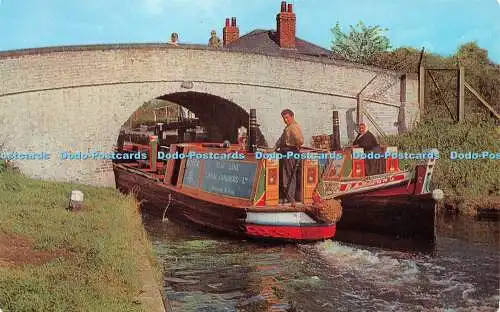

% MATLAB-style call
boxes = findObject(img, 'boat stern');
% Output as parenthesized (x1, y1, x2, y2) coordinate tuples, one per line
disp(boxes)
(243, 210, 336, 241)
(414, 148, 442, 197)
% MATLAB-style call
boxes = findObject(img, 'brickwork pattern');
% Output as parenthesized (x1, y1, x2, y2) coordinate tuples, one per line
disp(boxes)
(223, 18, 239, 47)
(0, 45, 419, 186)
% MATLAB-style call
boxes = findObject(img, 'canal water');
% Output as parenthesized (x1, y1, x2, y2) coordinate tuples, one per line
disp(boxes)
(141, 209, 499, 312)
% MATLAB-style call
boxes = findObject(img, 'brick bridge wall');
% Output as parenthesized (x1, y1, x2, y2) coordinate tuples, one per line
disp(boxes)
(0, 44, 419, 186)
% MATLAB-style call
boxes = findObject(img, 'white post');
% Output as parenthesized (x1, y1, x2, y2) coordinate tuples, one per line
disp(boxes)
(68, 190, 84, 211)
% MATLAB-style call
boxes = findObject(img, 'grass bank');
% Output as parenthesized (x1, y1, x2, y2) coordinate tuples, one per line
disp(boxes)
(381, 114, 500, 216)
(0, 169, 163, 312)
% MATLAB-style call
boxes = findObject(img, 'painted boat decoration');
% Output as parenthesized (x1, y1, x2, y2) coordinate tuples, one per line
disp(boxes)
(113, 142, 439, 243)
(314, 146, 440, 242)
(113, 109, 441, 243)
(114, 141, 340, 241)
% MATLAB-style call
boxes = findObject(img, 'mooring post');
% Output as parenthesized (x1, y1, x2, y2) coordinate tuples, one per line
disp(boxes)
(149, 135, 158, 170)
(117, 130, 125, 152)
(156, 123, 164, 143)
(331, 111, 341, 151)
(457, 66, 465, 123)
(356, 95, 363, 125)
(248, 109, 257, 153)
(419, 65, 425, 116)
(178, 127, 186, 143)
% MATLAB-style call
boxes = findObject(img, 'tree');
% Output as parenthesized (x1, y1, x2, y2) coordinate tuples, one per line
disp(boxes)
(454, 42, 500, 113)
(456, 41, 490, 66)
(331, 21, 391, 63)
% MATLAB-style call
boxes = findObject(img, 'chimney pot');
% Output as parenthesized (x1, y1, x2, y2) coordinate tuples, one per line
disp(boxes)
(276, 1, 296, 49)
(281, 1, 286, 12)
(223, 17, 239, 47)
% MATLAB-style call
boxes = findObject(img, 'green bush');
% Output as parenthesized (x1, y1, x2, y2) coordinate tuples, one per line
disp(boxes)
(371, 41, 500, 118)
(369, 40, 500, 202)
(123, 100, 183, 129)
(381, 114, 500, 198)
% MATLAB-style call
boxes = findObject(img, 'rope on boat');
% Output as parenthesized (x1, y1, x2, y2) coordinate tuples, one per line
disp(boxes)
(162, 193, 173, 222)
(308, 161, 343, 224)
(307, 199, 343, 223)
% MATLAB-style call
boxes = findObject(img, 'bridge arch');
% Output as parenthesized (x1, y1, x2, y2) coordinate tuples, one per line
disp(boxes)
(154, 91, 266, 145)
(0, 45, 418, 186)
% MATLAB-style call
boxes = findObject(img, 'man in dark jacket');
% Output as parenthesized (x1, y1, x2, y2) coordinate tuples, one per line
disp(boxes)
(353, 123, 383, 175)
(353, 123, 379, 151)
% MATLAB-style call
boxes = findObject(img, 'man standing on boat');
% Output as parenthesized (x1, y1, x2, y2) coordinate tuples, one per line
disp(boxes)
(275, 109, 304, 207)
(353, 123, 383, 175)
(353, 123, 379, 150)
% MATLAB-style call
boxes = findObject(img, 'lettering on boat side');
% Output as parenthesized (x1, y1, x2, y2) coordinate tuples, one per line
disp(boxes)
(319, 173, 407, 196)
(183, 158, 201, 188)
(201, 159, 257, 199)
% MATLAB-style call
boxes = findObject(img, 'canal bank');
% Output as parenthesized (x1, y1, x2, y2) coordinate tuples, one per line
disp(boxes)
(441, 196, 500, 218)
(0, 169, 166, 312)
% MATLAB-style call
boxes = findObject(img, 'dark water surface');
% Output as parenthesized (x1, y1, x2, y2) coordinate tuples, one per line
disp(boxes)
(141, 210, 499, 312)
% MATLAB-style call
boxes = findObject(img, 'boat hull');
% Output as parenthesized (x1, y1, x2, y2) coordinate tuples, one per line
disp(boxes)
(114, 164, 336, 242)
(337, 180, 437, 242)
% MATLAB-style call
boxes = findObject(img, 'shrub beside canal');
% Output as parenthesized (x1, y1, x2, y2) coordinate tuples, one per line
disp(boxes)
(0, 170, 161, 312)
(381, 114, 500, 215)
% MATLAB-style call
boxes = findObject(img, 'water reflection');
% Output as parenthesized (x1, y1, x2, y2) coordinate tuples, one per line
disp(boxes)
(141, 208, 499, 312)
(437, 212, 499, 246)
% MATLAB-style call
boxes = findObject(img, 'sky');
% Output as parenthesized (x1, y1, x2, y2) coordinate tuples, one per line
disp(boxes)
(0, 0, 499, 63)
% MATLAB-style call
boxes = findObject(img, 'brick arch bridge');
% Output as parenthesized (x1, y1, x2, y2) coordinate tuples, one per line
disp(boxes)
(156, 91, 266, 145)
(0, 44, 419, 186)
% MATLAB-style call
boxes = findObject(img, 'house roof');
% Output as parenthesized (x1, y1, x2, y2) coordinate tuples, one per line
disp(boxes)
(225, 29, 331, 57)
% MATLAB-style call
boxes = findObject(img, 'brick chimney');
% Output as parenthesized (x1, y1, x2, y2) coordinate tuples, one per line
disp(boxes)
(276, 1, 296, 49)
(223, 17, 239, 46)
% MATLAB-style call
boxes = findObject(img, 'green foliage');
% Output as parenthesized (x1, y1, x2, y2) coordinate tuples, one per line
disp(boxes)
(331, 25, 500, 204)
(381, 115, 500, 199)
(331, 21, 391, 63)
(370, 41, 499, 117)
(356, 35, 500, 209)
(123, 100, 183, 129)
(0, 172, 157, 312)
(456, 41, 489, 66)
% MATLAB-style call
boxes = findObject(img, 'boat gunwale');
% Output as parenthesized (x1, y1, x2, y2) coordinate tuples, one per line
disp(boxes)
(115, 163, 307, 211)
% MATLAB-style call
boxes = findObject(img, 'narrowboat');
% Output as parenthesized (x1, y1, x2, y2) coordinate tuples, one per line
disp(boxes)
(113, 110, 441, 242)
(114, 141, 340, 241)
(315, 146, 440, 241)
